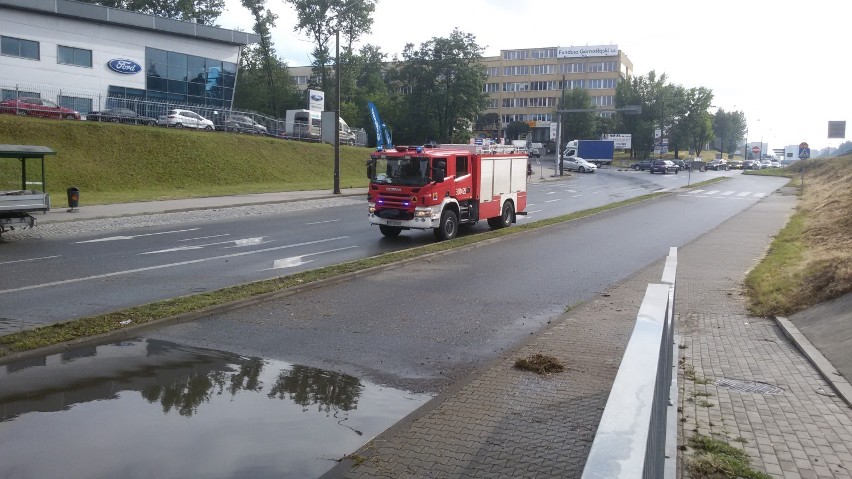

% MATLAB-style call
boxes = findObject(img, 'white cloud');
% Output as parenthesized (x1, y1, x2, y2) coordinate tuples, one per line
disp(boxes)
(220, 0, 848, 151)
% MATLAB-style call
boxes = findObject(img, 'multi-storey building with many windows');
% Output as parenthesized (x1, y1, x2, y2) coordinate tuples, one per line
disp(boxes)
(481, 45, 632, 143)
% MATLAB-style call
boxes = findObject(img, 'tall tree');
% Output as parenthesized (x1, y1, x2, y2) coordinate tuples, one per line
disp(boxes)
(680, 87, 715, 157)
(284, 0, 377, 105)
(395, 29, 487, 143)
(713, 109, 747, 157)
(559, 87, 595, 143)
(240, 0, 280, 114)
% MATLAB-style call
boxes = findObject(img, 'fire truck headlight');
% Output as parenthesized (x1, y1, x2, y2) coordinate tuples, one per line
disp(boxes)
(368, 204, 376, 214)
(414, 209, 431, 218)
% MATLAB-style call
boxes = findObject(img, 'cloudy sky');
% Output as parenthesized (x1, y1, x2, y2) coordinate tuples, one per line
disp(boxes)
(219, 0, 847, 152)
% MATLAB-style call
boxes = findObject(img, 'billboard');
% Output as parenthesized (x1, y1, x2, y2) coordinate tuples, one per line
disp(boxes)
(308, 89, 325, 112)
(603, 133, 632, 149)
(828, 121, 846, 139)
(557, 45, 618, 58)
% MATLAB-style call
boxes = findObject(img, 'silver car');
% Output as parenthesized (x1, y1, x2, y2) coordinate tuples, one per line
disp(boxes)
(561, 157, 597, 173)
(157, 109, 215, 130)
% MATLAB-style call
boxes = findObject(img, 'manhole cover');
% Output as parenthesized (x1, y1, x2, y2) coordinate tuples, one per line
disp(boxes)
(715, 378, 784, 395)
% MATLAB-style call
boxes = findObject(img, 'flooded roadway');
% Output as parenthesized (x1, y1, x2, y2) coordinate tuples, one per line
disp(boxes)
(0, 339, 431, 479)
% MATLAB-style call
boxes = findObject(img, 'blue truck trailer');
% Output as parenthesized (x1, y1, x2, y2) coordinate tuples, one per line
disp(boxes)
(562, 140, 615, 167)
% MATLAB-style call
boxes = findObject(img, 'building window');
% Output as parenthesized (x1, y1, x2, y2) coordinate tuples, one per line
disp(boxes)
(502, 50, 529, 60)
(483, 82, 500, 93)
(1, 36, 39, 60)
(560, 62, 586, 74)
(57, 45, 92, 68)
(293, 76, 309, 85)
(485, 67, 498, 77)
(486, 99, 498, 108)
(1, 89, 39, 100)
(58, 95, 93, 115)
(587, 78, 616, 89)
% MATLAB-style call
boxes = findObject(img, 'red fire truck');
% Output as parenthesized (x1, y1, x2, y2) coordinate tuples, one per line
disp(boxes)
(367, 144, 528, 241)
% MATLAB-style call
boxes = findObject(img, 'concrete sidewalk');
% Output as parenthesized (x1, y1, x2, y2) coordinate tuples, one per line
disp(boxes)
(37, 187, 369, 224)
(320, 189, 852, 478)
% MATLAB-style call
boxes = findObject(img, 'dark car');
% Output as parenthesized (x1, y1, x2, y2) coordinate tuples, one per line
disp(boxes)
(685, 159, 706, 171)
(671, 159, 686, 171)
(630, 159, 655, 171)
(743, 159, 760, 170)
(706, 159, 729, 171)
(0, 97, 80, 119)
(224, 114, 268, 134)
(86, 108, 156, 125)
(649, 159, 679, 174)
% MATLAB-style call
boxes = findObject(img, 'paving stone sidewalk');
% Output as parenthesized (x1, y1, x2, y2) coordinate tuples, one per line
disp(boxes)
(323, 189, 852, 479)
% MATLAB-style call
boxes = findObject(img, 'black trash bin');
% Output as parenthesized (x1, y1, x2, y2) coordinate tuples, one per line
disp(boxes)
(67, 187, 80, 209)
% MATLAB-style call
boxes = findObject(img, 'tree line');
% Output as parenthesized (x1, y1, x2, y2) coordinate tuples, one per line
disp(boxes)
(79, 0, 746, 155)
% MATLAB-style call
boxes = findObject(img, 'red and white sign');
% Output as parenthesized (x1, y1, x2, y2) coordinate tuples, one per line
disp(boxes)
(751, 146, 760, 154)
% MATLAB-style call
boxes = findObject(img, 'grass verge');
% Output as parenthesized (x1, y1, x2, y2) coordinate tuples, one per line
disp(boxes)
(685, 434, 771, 479)
(0, 191, 668, 358)
(744, 156, 851, 316)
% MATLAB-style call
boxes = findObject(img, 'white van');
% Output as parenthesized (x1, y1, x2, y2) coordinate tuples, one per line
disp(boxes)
(339, 118, 356, 145)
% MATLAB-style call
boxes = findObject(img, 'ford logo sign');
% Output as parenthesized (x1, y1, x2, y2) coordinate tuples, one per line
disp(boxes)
(107, 59, 142, 74)
(310, 94, 324, 101)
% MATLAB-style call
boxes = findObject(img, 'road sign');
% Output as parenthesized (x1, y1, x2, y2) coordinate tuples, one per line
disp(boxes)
(751, 146, 760, 154)
(799, 142, 810, 159)
(828, 121, 846, 139)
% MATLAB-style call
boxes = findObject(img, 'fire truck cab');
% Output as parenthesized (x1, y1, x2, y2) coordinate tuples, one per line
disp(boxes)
(367, 144, 528, 241)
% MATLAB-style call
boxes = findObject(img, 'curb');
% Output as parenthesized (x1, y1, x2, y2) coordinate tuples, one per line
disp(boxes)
(775, 316, 852, 408)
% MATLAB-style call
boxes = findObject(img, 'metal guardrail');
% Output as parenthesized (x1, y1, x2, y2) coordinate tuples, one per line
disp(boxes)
(582, 247, 678, 479)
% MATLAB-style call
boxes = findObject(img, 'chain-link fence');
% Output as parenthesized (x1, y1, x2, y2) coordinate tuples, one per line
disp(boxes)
(0, 81, 367, 145)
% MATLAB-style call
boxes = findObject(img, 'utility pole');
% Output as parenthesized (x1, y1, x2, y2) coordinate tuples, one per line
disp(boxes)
(333, 28, 341, 194)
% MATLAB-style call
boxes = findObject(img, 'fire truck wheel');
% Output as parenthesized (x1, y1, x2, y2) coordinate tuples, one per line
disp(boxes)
(434, 210, 458, 241)
(379, 225, 402, 237)
(500, 201, 515, 227)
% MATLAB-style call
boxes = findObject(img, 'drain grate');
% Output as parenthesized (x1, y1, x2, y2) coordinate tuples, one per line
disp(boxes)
(715, 378, 785, 395)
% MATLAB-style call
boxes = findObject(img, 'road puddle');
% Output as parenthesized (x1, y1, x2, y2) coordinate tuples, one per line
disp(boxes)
(0, 339, 432, 478)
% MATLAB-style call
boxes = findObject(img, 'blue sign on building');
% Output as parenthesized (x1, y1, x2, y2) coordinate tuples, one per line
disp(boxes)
(107, 59, 142, 74)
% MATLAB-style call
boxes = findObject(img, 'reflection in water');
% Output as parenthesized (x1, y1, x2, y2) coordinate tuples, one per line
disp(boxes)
(0, 339, 431, 479)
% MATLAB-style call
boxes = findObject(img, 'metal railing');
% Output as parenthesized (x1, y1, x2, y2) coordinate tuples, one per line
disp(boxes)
(0, 81, 366, 145)
(582, 247, 678, 479)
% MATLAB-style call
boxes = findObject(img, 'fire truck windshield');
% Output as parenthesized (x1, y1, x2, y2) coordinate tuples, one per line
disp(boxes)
(371, 157, 430, 186)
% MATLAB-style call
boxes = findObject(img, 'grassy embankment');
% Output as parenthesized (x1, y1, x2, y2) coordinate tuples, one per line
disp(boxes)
(743, 155, 851, 316)
(0, 115, 370, 204)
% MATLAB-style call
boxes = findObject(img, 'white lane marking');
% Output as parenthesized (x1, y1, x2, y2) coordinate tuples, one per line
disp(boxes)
(305, 219, 341, 225)
(265, 246, 357, 270)
(570, 195, 583, 198)
(75, 228, 200, 243)
(141, 237, 267, 255)
(0, 236, 349, 294)
(232, 237, 265, 247)
(691, 190, 705, 194)
(181, 234, 230, 242)
(705, 190, 719, 195)
(0, 255, 61, 266)
(547, 191, 557, 195)
(754, 192, 765, 198)
(720, 191, 734, 196)
(736, 192, 751, 197)
(545, 198, 561, 203)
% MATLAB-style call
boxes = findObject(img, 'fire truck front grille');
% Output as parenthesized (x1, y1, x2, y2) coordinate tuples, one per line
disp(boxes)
(377, 208, 414, 220)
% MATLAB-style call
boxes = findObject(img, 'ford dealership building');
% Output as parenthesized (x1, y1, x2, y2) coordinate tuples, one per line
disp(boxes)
(0, 0, 259, 116)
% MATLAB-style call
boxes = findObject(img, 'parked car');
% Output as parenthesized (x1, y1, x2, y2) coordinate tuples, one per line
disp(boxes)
(671, 159, 686, 171)
(728, 160, 743, 170)
(685, 159, 706, 171)
(0, 97, 80, 119)
(157, 109, 214, 130)
(223, 114, 267, 134)
(561, 157, 597, 173)
(761, 159, 773, 168)
(770, 160, 781, 168)
(87, 108, 156, 125)
(706, 159, 729, 171)
(630, 159, 655, 171)
(743, 159, 760, 170)
(649, 159, 679, 174)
